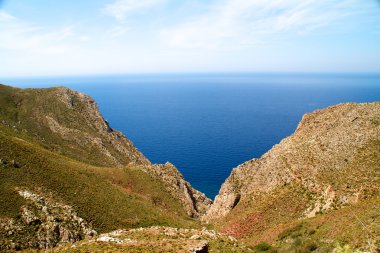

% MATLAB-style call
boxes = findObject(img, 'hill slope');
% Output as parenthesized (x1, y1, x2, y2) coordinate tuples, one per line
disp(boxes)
(0, 84, 211, 251)
(2, 84, 380, 252)
(205, 102, 380, 252)
(0, 84, 147, 167)
(0, 84, 211, 217)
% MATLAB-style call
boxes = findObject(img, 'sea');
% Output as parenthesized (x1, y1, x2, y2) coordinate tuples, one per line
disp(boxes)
(3, 73, 380, 199)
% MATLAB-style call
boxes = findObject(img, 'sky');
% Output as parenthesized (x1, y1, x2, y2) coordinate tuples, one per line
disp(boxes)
(0, 0, 380, 77)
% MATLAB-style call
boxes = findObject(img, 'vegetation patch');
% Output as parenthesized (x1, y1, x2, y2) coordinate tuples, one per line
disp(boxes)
(0, 124, 198, 250)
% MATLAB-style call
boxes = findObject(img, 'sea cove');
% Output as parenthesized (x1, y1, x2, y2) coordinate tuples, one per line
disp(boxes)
(5, 73, 380, 198)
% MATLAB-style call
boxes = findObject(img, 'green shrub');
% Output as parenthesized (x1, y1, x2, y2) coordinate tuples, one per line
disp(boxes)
(254, 242, 273, 251)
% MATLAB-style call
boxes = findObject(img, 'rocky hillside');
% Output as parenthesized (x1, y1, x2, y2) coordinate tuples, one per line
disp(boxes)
(204, 102, 380, 252)
(0, 85, 147, 167)
(48, 226, 250, 252)
(1, 83, 379, 252)
(0, 84, 211, 217)
(0, 84, 211, 251)
(1, 189, 96, 250)
(150, 163, 212, 218)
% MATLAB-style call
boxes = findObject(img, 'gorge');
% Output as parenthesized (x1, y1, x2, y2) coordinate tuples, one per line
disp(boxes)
(0, 84, 379, 252)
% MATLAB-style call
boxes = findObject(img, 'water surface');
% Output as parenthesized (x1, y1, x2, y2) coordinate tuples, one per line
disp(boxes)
(3, 73, 380, 198)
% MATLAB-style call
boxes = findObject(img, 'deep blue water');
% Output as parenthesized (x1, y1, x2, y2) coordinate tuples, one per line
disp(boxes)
(3, 74, 380, 199)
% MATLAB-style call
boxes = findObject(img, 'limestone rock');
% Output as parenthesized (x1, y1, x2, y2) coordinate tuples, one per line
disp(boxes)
(189, 240, 208, 253)
(51, 87, 150, 167)
(149, 162, 212, 217)
(58, 226, 247, 252)
(0, 189, 96, 250)
(204, 102, 380, 222)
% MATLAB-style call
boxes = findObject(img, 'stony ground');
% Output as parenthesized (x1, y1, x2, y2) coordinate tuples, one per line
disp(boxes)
(26, 226, 252, 253)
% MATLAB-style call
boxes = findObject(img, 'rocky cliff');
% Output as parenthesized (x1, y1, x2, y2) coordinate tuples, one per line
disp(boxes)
(46, 86, 150, 167)
(150, 163, 212, 217)
(203, 102, 380, 251)
(205, 102, 380, 222)
(54, 86, 212, 217)
(0, 84, 211, 251)
(0, 84, 149, 167)
(0, 84, 211, 219)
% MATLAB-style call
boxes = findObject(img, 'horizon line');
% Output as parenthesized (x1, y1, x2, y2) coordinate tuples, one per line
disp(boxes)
(2, 71, 380, 80)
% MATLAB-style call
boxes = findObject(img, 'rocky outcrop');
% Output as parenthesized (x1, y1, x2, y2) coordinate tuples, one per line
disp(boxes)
(52, 87, 212, 217)
(53, 87, 212, 217)
(0, 189, 96, 251)
(149, 163, 212, 217)
(48, 87, 213, 217)
(49, 86, 150, 167)
(53, 226, 247, 252)
(204, 103, 380, 222)
(0, 84, 150, 167)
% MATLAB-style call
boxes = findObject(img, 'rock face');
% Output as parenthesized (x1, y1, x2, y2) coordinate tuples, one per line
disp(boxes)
(0, 189, 96, 250)
(204, 103, 380, 222)
(47, 86, 150, 167)
(0, 84, 149, 167)
(50, 87, 212, 217)
(149, 163, 212, 217)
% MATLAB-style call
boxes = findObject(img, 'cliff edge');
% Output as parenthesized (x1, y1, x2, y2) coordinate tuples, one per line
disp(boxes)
(203, 102, 380, 251)
(205, 102, 380, 222)
(0, 84, 211, 218)
(0, 84, 211, 250)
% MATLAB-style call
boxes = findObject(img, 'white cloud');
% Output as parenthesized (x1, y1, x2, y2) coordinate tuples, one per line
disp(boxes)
(0, 21, 73, 54)
(1, 1, 378, 76)
(0, 11, 89, 55)
(160, 0, 360, 50)
(103, 0, 164, 21)
(0, 10, 17, 21)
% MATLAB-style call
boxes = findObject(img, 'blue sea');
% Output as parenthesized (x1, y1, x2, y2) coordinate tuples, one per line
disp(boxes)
(3, 73, 380, 199)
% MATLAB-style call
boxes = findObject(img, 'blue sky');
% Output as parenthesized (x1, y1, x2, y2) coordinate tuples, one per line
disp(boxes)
(1, 0, 380, 77)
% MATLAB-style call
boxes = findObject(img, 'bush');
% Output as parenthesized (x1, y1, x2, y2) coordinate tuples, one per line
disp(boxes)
(254, 242, 273, 251)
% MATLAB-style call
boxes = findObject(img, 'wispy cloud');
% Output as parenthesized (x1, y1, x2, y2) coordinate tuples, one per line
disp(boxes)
(103, 0, 164, 21)
(1, 1, 379, 76)
(0, 11, 89, 55)
(0, 10, 16, 21)
(159, 0, 361, 50)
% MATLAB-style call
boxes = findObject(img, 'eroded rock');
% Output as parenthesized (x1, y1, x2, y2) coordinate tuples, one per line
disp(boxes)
(0, 189, 96, 250)
(204, 103, 380, 222)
